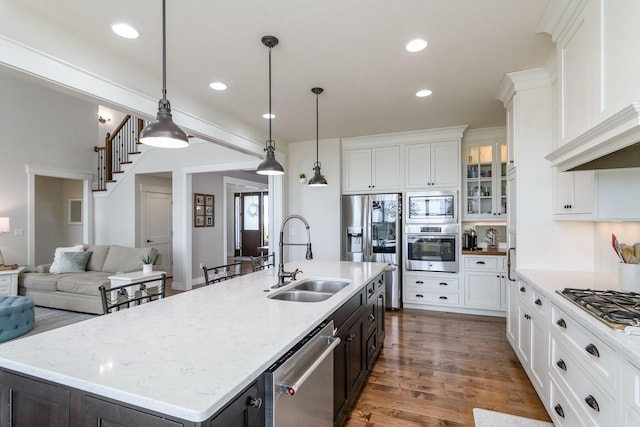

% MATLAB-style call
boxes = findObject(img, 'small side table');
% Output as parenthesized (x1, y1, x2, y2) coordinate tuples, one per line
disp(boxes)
(107, 270, 167, 303)
(0, 266, 25, 297)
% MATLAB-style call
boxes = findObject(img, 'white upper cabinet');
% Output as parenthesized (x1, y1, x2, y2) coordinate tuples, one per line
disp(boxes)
(552, 168, 594, 219)
(404, 140, 459, 189)
(461, 127, 507, 221)
(544, 0, 640, 148)
(343, 146, 401, 193)
(342, 126, 466, 194)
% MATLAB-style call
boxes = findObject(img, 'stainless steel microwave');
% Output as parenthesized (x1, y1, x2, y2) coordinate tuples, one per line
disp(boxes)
(405, 191, 457, 224)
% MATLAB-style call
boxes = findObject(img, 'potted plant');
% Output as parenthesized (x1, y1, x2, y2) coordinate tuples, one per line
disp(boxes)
(140, 254, 154, 274)
(299, 173, 306, 184)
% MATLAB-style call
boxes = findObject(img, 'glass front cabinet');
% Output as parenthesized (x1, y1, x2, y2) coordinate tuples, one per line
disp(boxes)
(463, 139, 507, 220)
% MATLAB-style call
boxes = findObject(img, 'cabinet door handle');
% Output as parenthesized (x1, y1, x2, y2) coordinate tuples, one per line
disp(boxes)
(439, 282, 448, 286)
(520, 286, 526, 293)
(585, 395, 600, 412)
(439, 296, 448, 300)
(370, 344, 377, 355)
(369, 314, 375, 322)
(416, 294, 424, 298)
(476, 261, 486, 265)
(523, 313, 531, 320)
(556, 318, 567, 328)
(554, 404, 565, 418)
(248, 396, 263, 409)
(368, 287, 375, 295)
(346, 333, 355, 342)
(534, 298, 542, 306)
(556, 359, 567, 371)
(416, 280, 424, 284)
(585, 343, 600, 358)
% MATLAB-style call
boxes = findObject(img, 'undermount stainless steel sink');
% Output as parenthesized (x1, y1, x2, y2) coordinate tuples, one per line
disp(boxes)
(268, 279, 351, 302)
(292, 279, 350, 294)
(268, 290, 333, 302)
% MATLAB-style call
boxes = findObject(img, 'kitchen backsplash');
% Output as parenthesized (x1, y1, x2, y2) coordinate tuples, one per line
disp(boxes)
(595, 222, 640, 277)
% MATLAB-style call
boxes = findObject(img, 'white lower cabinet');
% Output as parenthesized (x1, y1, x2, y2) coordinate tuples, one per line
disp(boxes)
(621, 361, 640, 427)
(513, 279, 548, 399)
(403, 272, 459, 306)
(548, 303, 618, 426)
(463, 255, 506, 311)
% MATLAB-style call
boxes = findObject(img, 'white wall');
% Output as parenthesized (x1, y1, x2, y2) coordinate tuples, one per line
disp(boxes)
(0, 71, 97, 265)
(286, 138, 341, 262)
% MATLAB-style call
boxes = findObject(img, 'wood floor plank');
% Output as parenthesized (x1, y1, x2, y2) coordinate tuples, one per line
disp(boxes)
(345, 309, 550, 426)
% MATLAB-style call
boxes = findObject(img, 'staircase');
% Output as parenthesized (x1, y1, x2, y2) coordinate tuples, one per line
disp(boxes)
(93, 115, 146, 192)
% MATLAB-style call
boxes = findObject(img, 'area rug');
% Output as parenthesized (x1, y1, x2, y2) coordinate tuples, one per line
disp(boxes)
(8, 306, 95, 342)
(473, 408, 554, 427)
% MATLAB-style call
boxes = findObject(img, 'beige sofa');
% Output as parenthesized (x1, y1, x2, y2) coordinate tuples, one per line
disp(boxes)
(19, 245, 157, 314)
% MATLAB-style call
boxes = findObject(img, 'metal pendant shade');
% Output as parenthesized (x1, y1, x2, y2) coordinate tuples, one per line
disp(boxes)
(308, 87, 327, 187)
(256, 35, 285, 175)
(139, 0, 188, 149)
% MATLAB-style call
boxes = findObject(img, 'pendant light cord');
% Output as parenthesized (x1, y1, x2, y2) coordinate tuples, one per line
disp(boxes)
(268, 46, 273, 147)
(161, 0, 167, 103)
(315, 91, 319, 165)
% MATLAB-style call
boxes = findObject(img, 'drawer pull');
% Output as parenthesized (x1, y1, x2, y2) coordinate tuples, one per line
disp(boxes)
(556, 359, 567, 371)
(248, 396, 263, 409)
(585, 395, 600, 412)
(534, 298, 542, 306)
(554, 404, 565, 418)
(369, 314, 375, 322)
(416, 280, 424, 284)
(416, 294, 424, 298)
(476, 261, 486, 265)
(368, 287, 375, 295)
(520, 286, 526, 293)
(346, 333, 355, 342)
(439, 282, 448, 286)
(439, 296, 448, 300)
(556, 318, 567, 328)
(585, 343, 600, 358)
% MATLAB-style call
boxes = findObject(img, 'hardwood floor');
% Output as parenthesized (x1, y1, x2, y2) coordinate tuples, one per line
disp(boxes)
(344, 309, 551, 427)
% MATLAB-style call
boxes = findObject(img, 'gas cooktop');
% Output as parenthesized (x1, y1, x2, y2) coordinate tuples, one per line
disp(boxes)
(558, 288, 640, 330)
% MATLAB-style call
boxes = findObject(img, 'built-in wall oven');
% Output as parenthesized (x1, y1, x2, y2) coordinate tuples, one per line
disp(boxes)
(405, 224, 458, 273)
(405, 190, 457, 224)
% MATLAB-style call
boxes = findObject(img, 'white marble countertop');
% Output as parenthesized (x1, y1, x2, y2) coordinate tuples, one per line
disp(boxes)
(516, 268, 640, 368)
(0, 260, 386, 422)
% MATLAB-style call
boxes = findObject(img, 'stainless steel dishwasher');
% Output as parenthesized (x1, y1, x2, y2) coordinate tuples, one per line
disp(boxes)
(264, 321, 340, 426)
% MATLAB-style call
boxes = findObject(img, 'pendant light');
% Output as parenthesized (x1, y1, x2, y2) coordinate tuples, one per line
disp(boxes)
(139, 0, 189, 148)
(256, 35, 285, 175)
(308, 87, 328, 187)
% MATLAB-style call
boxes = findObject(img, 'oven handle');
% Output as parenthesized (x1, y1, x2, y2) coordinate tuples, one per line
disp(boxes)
(278, 336, 341, 396)
(406, 233, 458, 240)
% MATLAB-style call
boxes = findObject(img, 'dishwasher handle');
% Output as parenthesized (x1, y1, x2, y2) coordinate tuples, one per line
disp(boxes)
(279, 336, 341, 396)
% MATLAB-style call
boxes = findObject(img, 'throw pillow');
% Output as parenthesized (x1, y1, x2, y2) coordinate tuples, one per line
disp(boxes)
(49, 244, 84, 274)
(55, 251, 93, 274)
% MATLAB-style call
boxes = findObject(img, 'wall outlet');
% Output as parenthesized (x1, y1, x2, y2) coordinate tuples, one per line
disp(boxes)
(199, 263, 203, 270)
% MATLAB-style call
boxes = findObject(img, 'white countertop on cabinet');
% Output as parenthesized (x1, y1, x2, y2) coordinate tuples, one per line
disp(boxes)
(517, 268, 640, 369)
(0, 260, 386, 422)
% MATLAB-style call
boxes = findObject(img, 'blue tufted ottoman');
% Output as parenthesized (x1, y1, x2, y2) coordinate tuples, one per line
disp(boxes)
(0, 296, 35, 342)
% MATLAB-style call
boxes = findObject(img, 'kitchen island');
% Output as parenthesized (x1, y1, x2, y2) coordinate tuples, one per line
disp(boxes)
(0, 260, 386, 425)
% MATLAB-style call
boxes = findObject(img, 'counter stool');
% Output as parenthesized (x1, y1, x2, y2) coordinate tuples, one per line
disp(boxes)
(0, 296, 35, 342)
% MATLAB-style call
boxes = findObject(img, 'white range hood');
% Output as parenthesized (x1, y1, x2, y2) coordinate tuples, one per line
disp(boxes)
(546, 102, 640, 171)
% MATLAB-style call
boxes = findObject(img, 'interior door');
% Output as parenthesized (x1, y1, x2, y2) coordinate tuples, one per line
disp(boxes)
(240, 192, 262, 257)
(142, 191, 172, 275)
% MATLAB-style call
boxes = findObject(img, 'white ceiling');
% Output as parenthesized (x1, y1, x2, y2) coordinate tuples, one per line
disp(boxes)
(1, 0, 553, 145)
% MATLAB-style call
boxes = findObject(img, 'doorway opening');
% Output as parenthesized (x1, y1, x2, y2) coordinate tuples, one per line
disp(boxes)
(235, 191, 269, 258)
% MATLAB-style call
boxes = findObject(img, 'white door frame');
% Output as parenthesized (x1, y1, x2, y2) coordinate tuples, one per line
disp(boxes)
(26, 165, 93, 265)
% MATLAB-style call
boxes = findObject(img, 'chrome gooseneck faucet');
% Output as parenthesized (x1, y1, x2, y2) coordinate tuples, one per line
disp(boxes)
(275, 214, 313, 287)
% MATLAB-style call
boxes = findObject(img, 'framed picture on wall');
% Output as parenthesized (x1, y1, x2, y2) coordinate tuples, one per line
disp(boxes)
(194, 193, 214, 227)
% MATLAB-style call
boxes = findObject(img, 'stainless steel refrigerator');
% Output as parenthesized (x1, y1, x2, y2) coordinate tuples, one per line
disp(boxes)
(341, 194, 402, 310)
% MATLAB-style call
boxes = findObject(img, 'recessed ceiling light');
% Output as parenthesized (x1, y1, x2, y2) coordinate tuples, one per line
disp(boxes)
(209, 82, 227, 91)
(406, 39, 428, 52)
(263, 113, 276, 119)
(416, 89, 433, 97)
(112, 23, 139, 39)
